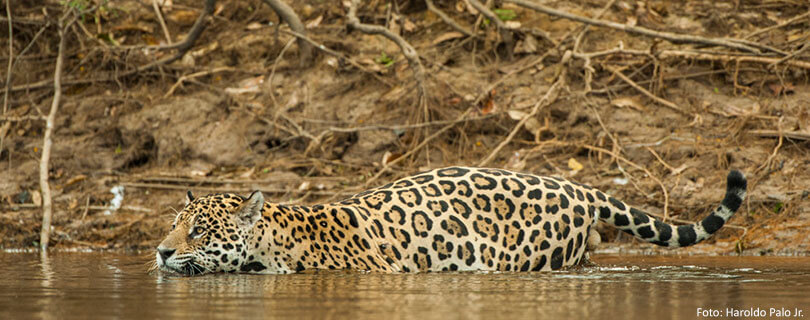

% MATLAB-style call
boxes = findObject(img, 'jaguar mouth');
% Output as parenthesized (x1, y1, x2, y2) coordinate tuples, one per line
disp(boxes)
(159, 259, 207, 276)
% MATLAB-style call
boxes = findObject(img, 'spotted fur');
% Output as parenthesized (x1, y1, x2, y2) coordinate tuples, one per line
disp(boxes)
(156, 167, 747, 275)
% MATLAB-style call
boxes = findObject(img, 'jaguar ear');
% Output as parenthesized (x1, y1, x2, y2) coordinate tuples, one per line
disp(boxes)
(185, 190, 195, 205)
(235, 191, 264, 230)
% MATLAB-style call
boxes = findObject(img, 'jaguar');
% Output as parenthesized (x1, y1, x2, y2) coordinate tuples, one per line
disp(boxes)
(156, 167, 746, 275)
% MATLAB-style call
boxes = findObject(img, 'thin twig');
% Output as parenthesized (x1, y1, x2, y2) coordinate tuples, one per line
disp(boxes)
(279, 29, 393, 85)
(425, 0, 473, 37)
(583, 144, 671, 220)
(361, 109, 476, 189)
(749, 129, 810, 141)
(746, 10, 810, 39)
(326, 113, 496, 133)
(506, 0, 784, 55)
(756, 117, 784, 173)
(1, 0, 216, 95)
(467, 0, 513, 53)
(770, 43, 810, 67)
(657, 49, 810, 70)
(3, 0, 13, 114)
(268, 38, 296, 107)
(645, 146, 677, 173)
(40, 11, 76, 251)
(347, 0, 427, 101)
(608, 67, 689, 116)
(163, 67, 235, 98)
(152, 0, 173, 45)
(478, 75, 565, 166)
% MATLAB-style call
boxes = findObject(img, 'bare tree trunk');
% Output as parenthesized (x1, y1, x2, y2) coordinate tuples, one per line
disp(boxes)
(261, 0, 314, 66)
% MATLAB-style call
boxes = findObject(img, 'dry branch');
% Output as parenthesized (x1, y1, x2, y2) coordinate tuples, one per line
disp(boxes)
(505, 0, 782, 55)
(425, 0, 473, 37)
(361, 109, 475, 189)
(346, 0, 427, 100)
(261, 0, 314, 66)
(746, 10, 810, 39)
(1, 0, 215, 95)
(478, 74, 565, 167)
(152, 0, 172, 45)
(3, 0, 12, 114)
(467, 0, 514, 53)
(608, 67, 689, 116)
(40, 11, 75, 250)
(657, 50, 810, 70)
(750, 130, 810, 141)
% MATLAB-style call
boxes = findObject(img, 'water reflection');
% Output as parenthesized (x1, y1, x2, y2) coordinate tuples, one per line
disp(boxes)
(0, 253, 808, 319)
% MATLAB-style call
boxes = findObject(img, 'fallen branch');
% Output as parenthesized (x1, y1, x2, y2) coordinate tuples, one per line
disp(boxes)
(478, 73, 565, 166)
(40, 10, 76, 250)
(425, 0, 473, 37)
(505, 0, 783, 55)
(749, 129, 810, 141)
(657, 50, 810, 70)
(261, 0, 314, 66)
(346, 0, 427, 100)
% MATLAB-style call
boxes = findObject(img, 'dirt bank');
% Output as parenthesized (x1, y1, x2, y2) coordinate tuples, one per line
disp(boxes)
(1, 0, 808, 255)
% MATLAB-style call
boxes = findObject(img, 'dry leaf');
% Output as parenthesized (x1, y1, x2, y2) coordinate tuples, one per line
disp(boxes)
(246, 22, 264, 30)
(298, 181, 311, 191)
(506, 151, 526, 171)
(239, 167, 255, 178)
(432, 31, 465, 46)
(31, 190, 42, 207)
(669, 163, 689, 176)
(306, 15, 323, 28)
(504, 21, 521, 29)
(768, 82, 795, 96)
(611, 96, 646, 111)
(64, 174, 87, 187)
(514, 34, 537, 54)
(480, 89, 497, 115)
(567, 158, 584, 171)
(507, 110, 542, 132)
(167, 10, 198, 26)
(382, 151, 403, 165)
(402, 18, 416, 33)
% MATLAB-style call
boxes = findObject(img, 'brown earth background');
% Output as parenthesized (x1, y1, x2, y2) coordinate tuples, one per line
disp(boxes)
(1, 0, 809, 255)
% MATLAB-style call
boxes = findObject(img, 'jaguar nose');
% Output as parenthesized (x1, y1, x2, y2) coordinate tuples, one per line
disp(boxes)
(158, 247, 176, 261)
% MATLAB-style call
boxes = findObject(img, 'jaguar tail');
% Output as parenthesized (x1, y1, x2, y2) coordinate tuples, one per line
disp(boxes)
(600, 170, 747, 247)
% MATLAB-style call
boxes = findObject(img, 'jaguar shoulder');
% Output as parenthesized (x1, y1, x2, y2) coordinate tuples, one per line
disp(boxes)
(156, 167, 746, 275)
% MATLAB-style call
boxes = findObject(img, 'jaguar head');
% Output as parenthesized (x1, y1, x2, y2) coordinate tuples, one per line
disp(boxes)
(155, 191, 264, 276)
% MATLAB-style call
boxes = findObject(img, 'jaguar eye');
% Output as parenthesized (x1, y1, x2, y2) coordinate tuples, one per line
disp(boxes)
(190, 226, 205, 238)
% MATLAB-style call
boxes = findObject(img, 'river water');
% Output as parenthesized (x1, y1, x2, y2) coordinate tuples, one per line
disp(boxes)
(0, 252, 807, 319)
